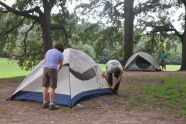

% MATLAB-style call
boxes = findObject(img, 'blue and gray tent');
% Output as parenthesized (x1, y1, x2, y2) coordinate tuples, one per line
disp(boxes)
(11, 48, 111, 106)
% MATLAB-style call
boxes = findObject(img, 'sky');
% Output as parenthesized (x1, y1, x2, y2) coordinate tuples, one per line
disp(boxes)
(1, 0, 89, 13)
(1, 0, 184, 32)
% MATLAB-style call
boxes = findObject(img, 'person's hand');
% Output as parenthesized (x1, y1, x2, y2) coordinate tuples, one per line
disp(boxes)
(108, 84, 112, 88)
(57, 68, 61, 71)
(110, 85, 114, 89)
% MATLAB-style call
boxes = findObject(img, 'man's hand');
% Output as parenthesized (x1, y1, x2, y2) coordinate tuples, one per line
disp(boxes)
(58, 59, 63, 71)
(57, 68, 61, 71)
(108, 84, 112, 88)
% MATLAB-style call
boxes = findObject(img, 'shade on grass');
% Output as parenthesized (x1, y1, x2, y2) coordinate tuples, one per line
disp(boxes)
(121, 77, 186, 118)
(0, 58, 29, 78)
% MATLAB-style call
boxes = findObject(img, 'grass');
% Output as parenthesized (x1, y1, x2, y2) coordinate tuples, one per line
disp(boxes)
(98, 64, 181, 72)
(0, 58, 29, 78)
(0, 57, 182, 78)
(98, 64, 106, 72)
(119, 77, 186, 119)
(166, 65, 181, 71)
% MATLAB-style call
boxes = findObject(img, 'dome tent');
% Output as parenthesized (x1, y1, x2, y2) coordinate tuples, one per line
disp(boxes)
(11, 48, 111, 106)
(124, 52, 161, 71)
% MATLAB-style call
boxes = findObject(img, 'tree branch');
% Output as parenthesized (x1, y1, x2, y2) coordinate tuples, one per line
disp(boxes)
(49, 0, 57, 9)
(144, 23, 183, 44)
(113, 2, 124, 17)
(134, 0, 159, 15)
(42, 0, 51, 12)
(51, 24, 68, 41)
(150, 24, 182, 39)
(27, 6, 43, 15)
(20, 22, 36, 57)
(114, 2, 124, 8)
(0, 9, 8, 13)
(0, 1, 39, 22)
(4, 17, 25, 35)
(170, 25, 182, 39)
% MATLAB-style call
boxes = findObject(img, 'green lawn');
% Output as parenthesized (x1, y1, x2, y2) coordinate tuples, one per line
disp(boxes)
(166, 65, 181, 71)
(98, 64, 181, 72)
(0, 58, 29, 78)
(0, 58, 182, 78)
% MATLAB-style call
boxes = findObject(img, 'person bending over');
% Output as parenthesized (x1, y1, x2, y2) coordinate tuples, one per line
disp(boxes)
(106, 60, 123, 94)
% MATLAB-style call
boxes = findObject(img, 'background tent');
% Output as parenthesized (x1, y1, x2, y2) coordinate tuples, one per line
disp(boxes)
(124, 52, 161, 71)
(11, 48, 111, 107)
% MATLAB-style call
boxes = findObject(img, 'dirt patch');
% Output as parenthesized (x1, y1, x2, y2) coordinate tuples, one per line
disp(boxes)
(0, 71, 186, 124)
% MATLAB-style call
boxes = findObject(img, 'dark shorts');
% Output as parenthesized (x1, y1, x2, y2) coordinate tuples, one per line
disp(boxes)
(43, 67, 57, 89)
(160, 60, 166, 66)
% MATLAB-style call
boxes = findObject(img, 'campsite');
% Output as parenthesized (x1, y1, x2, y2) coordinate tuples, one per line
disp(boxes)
(0, 57, 186, 123)
(0, 0, 186, 123)
(0, 71, 186, 123)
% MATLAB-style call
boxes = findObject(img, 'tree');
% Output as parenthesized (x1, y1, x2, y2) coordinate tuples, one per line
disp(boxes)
(0, 0, 68, 54)
(0, 0, 75, 69)
(74, 0, 163, 65)
(179, 0, 186, 70)
(75, 0, 134, 65)
(136, 0, 186, 70)
(123, 0, 134, 65)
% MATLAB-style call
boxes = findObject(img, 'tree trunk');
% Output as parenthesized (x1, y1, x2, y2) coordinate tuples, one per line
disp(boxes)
(123, 0, 134, 66)
(180, 31, 186, 70)
(40, 1, 52, 54)
(180, 3, 186, 70)
(41, 19, 52, 53)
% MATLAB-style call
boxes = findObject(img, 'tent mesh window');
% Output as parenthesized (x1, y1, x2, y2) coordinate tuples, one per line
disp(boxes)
(70, 68, 96, 80)
(135, 57, 151, 69)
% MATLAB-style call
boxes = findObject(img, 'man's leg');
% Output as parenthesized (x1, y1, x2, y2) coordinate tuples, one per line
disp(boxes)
(112, 69, 122, 94)
(162, 65, 165, 71)
(113, 81, 120, 93)
(107, 73, 113, 86)
(161, 65, 163, 71)
(42, 67, 50, 108)
(43, 87, 49, 103)
(49, 88, 58, 110)
(48, 68, 58, 110)
(49, 88, 55, 105)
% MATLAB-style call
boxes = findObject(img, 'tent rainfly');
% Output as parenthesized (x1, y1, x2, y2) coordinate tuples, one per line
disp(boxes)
(11, 48, 111, 107)
(124, 52, 161, 71)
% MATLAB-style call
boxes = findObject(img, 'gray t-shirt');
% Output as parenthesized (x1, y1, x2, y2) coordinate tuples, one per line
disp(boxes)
(106, 60, 123, 77)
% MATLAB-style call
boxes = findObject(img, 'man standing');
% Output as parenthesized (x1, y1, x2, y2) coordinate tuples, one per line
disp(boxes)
(106, 60, 123, 94)
(42, 43, 64, 110)
(159, 51, 167, 71)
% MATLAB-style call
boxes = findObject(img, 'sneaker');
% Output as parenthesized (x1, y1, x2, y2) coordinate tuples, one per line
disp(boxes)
(110, 89, 118, 94)
(42, 102, 49, 108)
(49, 104, 58, 110)
(112, 91, 118, 94)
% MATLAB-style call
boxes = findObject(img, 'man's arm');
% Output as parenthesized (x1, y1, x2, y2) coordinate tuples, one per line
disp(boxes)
(44, 56, 46, 64)
(58, 59, 63, 71)
(110, 77, 122, 89)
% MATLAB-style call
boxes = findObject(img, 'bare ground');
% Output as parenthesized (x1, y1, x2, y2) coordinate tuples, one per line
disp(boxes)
(0, 71, 186, 124)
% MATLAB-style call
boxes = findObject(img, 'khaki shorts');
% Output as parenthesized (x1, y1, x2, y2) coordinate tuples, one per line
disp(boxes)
(43, 67, 57, 89)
